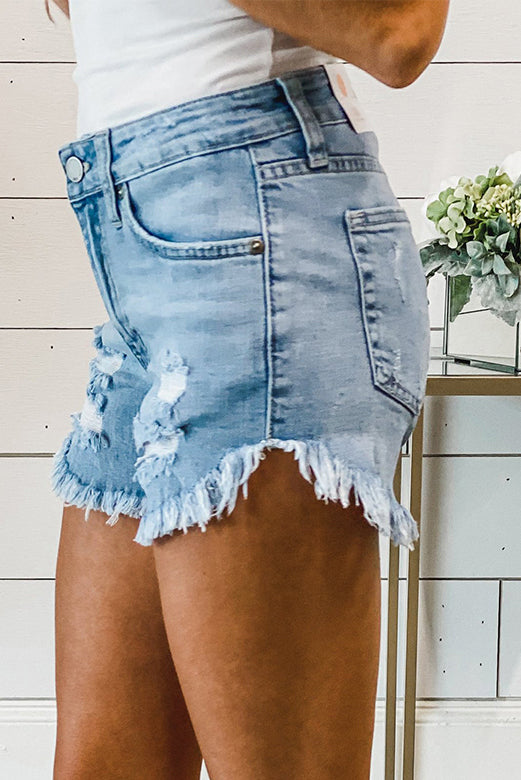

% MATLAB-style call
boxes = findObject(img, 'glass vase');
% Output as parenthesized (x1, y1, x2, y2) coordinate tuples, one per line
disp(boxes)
(442, 273, 521, 374)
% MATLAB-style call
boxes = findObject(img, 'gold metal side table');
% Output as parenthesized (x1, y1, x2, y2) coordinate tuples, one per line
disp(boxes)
(384, 358, 521, 780)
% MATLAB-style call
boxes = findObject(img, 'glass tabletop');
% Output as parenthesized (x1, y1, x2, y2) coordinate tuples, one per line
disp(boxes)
(428, 354, 521, 377)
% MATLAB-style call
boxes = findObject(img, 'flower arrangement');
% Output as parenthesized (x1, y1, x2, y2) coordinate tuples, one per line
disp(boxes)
(419, 152, 521, 326)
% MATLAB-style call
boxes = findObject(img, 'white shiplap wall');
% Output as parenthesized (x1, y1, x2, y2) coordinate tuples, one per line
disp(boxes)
(2, 1, 521, 778)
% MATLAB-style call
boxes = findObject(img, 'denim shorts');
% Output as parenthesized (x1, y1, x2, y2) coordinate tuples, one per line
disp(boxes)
(51, 64, 431, 550)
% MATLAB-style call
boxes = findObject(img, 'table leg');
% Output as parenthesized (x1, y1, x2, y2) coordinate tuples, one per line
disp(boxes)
(402, 405, 425, 779)
(384, 453, 402, 779)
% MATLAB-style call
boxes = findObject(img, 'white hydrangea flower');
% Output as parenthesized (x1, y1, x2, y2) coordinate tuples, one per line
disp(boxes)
(497, 151, 521, 184)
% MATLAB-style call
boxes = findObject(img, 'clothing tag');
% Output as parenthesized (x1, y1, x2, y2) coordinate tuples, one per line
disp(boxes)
(323, 63, 372, 134)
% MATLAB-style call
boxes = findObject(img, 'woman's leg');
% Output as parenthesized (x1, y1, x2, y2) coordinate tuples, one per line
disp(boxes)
(53, 505, 203, 780)
(153, 448, 382, 780)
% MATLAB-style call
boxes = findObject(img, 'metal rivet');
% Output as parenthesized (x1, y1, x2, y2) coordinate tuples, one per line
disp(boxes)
(116, 185, 124, 199)
(249, 238, 265, 255)
(65, 155, 86, 182)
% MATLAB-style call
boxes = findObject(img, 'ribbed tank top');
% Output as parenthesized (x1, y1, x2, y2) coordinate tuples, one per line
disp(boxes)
(68, 0, 345, 138)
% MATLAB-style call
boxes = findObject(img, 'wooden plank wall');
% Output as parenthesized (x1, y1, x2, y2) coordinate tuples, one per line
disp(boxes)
(1, 1, 521, 777)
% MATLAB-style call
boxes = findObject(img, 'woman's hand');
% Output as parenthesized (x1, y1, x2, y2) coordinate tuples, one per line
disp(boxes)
(227, 0, 451, 88)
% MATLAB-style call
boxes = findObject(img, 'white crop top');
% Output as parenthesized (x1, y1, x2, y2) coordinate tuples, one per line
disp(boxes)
(68, 0, 345, 138)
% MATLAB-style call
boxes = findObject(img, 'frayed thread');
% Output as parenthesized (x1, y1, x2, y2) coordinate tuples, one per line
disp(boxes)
(50, 423, 145, 525)
(75, 324, 126, 453)
(132, 437, 419, 551)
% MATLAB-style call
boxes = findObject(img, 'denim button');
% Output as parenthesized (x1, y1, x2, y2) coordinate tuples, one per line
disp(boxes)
(65, 155, 85, 182)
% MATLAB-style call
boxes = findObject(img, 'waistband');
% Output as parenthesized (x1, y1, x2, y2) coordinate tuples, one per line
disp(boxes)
(57, 64, 378, 211)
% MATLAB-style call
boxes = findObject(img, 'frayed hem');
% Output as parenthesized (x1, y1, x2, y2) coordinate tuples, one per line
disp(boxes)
(132, 437, 419, 551)
(50, 430, 145, 525)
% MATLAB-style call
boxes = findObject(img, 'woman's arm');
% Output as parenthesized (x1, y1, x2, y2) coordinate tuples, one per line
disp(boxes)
(227, 0, 450, 88)
(46, 0, 70, 22)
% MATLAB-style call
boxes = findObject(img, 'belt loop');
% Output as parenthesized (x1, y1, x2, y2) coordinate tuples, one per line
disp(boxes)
(274, 74, 329, 169)
(94, 128, 122, 226)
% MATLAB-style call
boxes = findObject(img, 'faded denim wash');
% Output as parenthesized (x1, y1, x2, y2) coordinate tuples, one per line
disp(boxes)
(51, 64, 431, 549)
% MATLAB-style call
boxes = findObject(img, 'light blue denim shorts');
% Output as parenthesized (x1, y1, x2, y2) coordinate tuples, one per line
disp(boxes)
(51, 64, 430, 550)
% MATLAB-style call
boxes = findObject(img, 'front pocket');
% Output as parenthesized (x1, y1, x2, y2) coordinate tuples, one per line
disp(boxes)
(344, 204, 431, 417)
(117, 179, 265, 260)
(114, 146, 265, 261)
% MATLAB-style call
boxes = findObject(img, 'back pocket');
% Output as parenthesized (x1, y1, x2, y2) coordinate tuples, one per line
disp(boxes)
(343, 204, 431, 417)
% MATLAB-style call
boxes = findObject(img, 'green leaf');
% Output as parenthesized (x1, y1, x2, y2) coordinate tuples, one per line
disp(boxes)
(498, 272, 519, 297)
(465, 240, 485, 260)
(495, 172, 515, 187)
(482, 256, 494, 274)
(504, 252, 520, 273)
(483, 234, 494, 251)
(493, 253, 511, 274)
(420, 241, 451, 277)
(495, 231, 511, 253)
(463, 255, 486, 276)
(497, 214, 513, 233)
(439, 187, 457, 206)
(426, 199, 446, 222)
(449, 274, 473, 321)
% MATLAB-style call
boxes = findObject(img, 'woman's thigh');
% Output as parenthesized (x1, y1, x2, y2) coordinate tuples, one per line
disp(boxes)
(152, 448, 382, 780)
(54, 505, 202, 780)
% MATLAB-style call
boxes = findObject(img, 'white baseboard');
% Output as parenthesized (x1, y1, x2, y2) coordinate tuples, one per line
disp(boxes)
(371, 700, 521, 779)
(1, 700, 520, 779)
